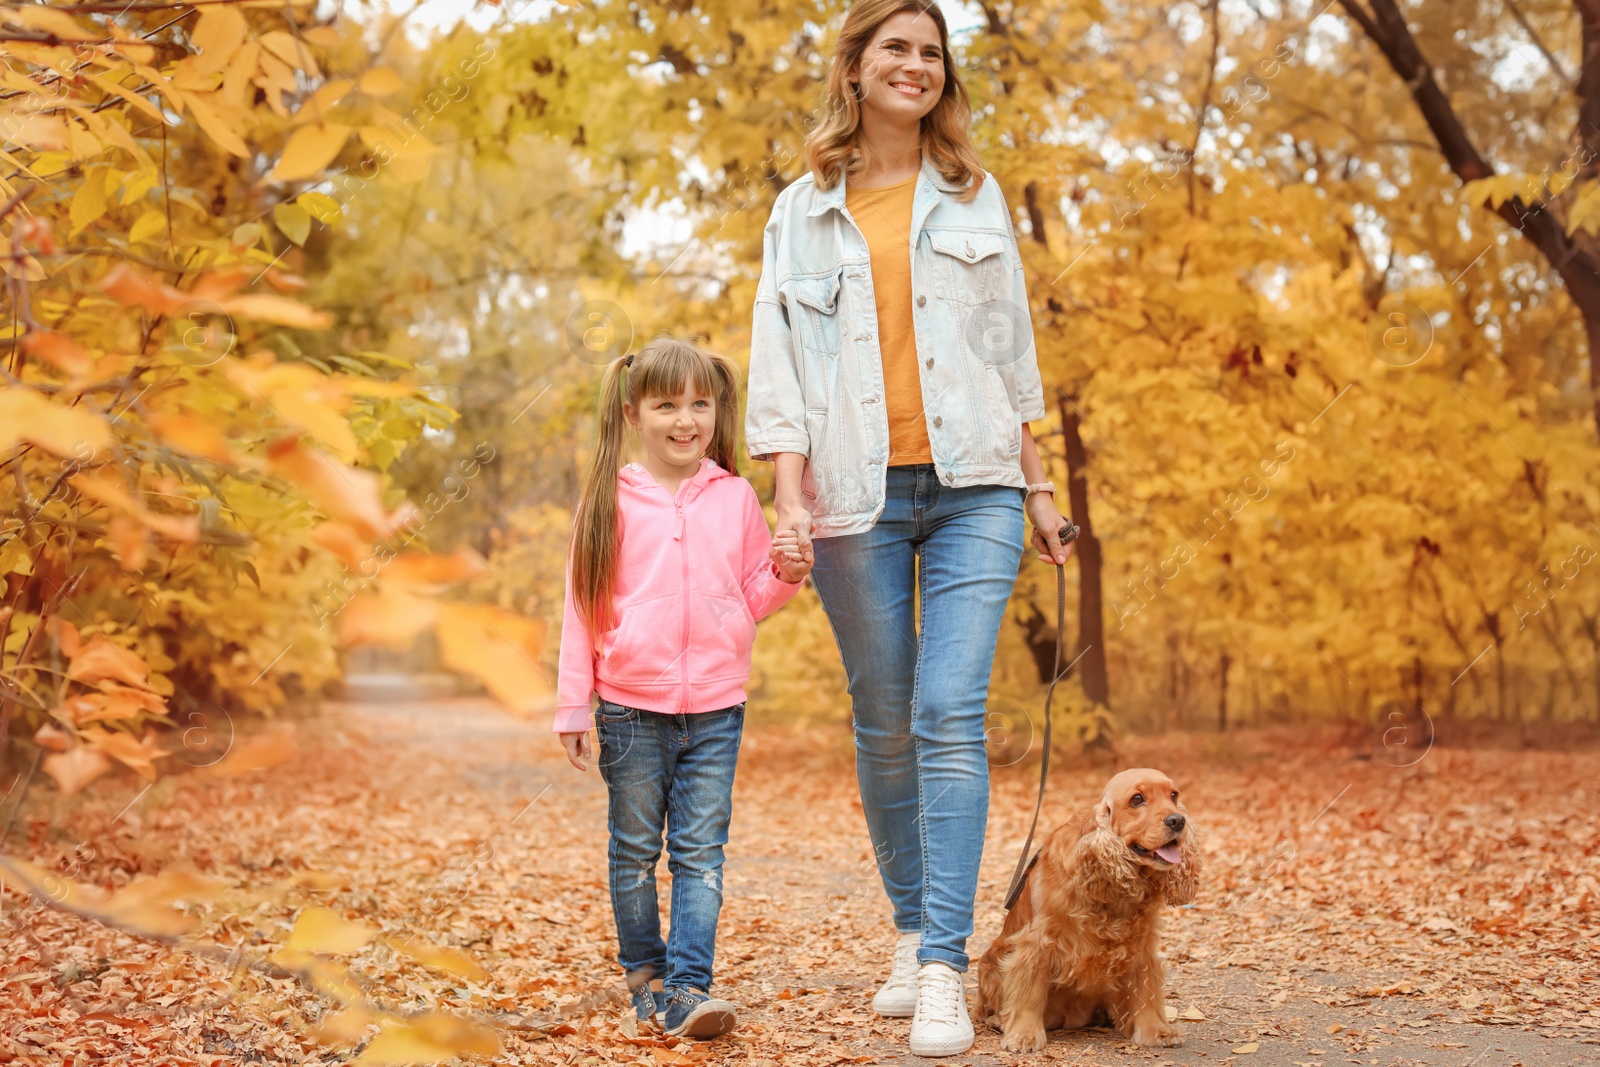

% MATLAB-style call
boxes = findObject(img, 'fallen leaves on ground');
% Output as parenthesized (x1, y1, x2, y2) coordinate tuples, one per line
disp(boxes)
(1, 699, 1595, 1065)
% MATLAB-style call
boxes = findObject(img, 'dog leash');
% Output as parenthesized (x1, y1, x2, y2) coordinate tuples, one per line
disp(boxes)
(1002, 520, 1080, 912)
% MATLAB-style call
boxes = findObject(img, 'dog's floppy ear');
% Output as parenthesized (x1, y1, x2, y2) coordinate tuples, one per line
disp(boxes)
(1094, 792, 1114, 831)
(1161, 823, 1203, 906)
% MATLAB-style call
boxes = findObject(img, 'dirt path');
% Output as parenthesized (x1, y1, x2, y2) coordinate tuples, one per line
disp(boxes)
(2, 695, 1596, 1066)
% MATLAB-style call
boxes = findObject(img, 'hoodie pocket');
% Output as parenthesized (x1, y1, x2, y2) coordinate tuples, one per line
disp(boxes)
(689, 592, 755, 682)
(600, 593, 683, 688)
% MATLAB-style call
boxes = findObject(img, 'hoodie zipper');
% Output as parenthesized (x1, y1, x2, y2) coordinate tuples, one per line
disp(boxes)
(676, 490, 689, 715)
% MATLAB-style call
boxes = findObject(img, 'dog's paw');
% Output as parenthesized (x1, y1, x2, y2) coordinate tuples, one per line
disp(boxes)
(999, 1025, 1049, 1053)
(1131, 1023, 1184, 1048)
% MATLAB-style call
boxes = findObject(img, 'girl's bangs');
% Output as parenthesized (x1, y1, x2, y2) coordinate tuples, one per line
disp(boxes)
(635, 344, 721, 401)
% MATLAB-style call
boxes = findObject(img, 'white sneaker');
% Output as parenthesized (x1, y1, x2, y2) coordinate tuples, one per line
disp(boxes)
(871, 931, 920, 1017)
(910, 961, 974, 1057)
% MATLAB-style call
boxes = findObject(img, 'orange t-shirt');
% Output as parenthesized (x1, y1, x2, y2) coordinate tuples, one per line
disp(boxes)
(846, 175, 932, 466)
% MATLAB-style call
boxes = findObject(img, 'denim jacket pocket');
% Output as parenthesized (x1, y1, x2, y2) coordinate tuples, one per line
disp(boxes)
(927, 230, 1007, 304)
(981, 362, 1021, 456)
(787, 270, 844, 355)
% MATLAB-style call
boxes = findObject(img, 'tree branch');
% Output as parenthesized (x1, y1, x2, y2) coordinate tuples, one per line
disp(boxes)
(1502, 0, 1573, 85)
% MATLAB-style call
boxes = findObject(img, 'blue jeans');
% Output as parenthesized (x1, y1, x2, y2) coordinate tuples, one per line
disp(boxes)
(809, 464, 1024, 971)
(595, 699, 744, 993)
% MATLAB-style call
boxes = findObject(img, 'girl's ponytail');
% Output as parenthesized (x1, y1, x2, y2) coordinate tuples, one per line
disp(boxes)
(707, 352, 742, 478)
(572, 355, 631, 640)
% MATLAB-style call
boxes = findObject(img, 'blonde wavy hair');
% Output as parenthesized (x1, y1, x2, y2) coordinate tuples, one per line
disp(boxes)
(806, 0, 985, 203)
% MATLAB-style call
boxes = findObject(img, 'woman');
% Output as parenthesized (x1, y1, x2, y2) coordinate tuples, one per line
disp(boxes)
(745, 0, 1074, 1057)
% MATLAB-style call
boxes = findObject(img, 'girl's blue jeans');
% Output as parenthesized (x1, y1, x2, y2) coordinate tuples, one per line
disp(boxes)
(809, 463, 1025, 972)
(595, 699, 744, 993)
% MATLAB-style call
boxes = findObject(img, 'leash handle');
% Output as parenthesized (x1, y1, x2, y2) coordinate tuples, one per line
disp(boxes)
(1002, 520, 1079, 911)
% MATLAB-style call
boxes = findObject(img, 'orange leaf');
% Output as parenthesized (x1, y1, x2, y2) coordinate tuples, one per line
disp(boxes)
(189, 6, 247, 77)
(387, 936, 490, 983)
(268, 123, 352, 183)
(312, 522, 372, 569)
(147, 410, 242, 465)
(81, 726, 170, 781)
(70, 472, 202, 543)
(264, 269, 308, 293)
(101, 263, 188, 316)
(216, 293, 332, 330)
(67, 635, 153, 689)
(61, 684, 168, 725)
(337, 590, 439, 649)
(266, 436, 416, 540)
(284, 906, 375, 954)
(351, 1014, 500, 1065)
(203, 730, 298, 776)
(101, 867, 223, 935)
(187, 269, 251, 304)
(384, 547, 487, 588)
(41, 745, 112, 795)
(436, 603, 554, 716)
(0, 385, 113, 457)
(33, 723, 72, 752)
(107, 513, 148, 572)
(20, 330, 92, 377)
(312, 1004, 377, 1045)
(48, 616, 81, 657)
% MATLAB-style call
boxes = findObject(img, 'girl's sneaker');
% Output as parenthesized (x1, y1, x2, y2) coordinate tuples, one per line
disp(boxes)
(629, 978, 665, 1028)
(662, 987, 738, 1039)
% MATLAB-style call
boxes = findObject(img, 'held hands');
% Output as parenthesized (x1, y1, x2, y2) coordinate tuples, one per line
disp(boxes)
(769, 529, 814, 584)
(560, 731, 591, 772)
(1026, 491, 1076, 565)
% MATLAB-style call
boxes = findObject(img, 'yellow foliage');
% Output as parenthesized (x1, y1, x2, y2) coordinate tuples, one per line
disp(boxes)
(283, 905, 376, 955)
(352, 1014, 502, 1065)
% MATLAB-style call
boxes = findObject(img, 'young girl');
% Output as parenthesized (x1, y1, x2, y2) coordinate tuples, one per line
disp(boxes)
(555, 337, 812, 1040)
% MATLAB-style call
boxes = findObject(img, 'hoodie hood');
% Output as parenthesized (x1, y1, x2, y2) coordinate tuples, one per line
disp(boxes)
(618, 457, 732, 501)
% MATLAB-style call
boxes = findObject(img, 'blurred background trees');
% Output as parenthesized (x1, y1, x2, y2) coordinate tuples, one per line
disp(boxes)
(4, 0, 1598, 794)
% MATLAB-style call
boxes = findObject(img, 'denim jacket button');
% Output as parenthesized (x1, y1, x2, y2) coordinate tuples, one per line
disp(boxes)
(933, 416, 943, 428)
(916, 295, 927, 307)
(925, 357, 934, 368)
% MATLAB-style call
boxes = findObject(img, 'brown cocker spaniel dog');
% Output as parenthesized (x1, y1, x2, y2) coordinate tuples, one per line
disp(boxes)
(975, 769, 1201, 1052)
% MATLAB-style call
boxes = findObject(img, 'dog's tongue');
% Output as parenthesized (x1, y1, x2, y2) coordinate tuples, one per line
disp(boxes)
(1155, 844, 1183, 865)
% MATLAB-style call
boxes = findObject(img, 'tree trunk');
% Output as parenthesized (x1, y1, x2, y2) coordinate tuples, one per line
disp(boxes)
(1057, 388, 1110, 708)
(1584, 613, 1600, 721)
(1014, 600, 1065, 685)
(1218, 650, 1231, 731)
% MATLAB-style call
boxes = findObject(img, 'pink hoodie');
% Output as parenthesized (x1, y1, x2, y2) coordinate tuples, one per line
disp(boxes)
(554, 458, 803, 733)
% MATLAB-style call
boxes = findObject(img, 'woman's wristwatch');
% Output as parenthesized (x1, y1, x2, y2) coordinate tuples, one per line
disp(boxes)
(1025, 481, 1055, 497)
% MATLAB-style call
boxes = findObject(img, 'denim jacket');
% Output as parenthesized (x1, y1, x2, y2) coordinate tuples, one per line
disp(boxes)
(745, 153, 1046, 537)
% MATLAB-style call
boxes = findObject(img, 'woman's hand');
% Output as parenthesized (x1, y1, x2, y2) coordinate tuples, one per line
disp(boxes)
(770, 530, 814, 583)
(1025, 491, 1075, 565)
(560, 731, 592, 772)
(772, 453, 814, 561)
